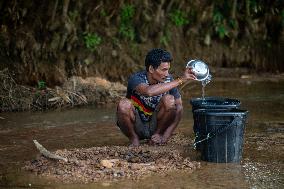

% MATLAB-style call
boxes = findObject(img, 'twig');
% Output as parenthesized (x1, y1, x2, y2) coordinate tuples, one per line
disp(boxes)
(66, 90, 87, 104)
(33, 140, 68, 162)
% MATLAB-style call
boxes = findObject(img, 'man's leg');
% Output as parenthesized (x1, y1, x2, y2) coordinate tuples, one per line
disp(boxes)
(151, 94, 179, 144)
(116, 98, 140, 146)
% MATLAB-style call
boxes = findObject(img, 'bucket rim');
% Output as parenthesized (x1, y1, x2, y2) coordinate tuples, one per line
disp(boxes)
(194, 108, 249, 116)
(190, 96, 241, 103)
(190, 97, 241, 108)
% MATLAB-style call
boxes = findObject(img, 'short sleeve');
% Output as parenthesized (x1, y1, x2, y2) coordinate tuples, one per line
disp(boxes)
(169, 87, 181, 99)
(126, 72, 146, 98)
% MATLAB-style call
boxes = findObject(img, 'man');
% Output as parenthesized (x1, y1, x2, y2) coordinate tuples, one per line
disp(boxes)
(116, 48, 196, 146)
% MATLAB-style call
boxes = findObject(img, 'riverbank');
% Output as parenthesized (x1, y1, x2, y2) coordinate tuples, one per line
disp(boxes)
(0, 69, 126, 112)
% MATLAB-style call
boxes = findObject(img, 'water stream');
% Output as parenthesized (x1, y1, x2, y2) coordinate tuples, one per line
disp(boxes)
(0, 78, 283, 189)
(201, 74, 212, 101)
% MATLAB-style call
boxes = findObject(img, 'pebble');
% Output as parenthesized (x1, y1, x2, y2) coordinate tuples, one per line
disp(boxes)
(24, 133, 200, 183)
(100, 159, 114, 169)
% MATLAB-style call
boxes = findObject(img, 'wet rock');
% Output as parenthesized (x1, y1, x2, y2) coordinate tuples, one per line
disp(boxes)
(100, 159, 119, 169)
(128, 156, 140, 163)
(100, 159, 114, 169)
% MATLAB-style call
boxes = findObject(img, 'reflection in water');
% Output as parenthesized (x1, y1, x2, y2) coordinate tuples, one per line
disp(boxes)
(0, 79, 283, 188)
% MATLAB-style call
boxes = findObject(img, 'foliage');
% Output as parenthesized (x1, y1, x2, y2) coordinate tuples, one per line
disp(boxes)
(119, 4, 135, 40)
(229, 18, 237, 29)
(120, 4, 135, 23)
(38, 81, 46, 90)
(212, 9, 229, 39)
(130, 43, 139, 58)
(249, 0, 263, 14)
(119, 24, 135, 41)
(83, 33, 102, 52)
(111, 37, 120, 47)
(100, 9, 107, 17)
(160, 29, 171, 46)
(0, 0, 283, 87)
(69, 10, 79, 23)
(170, 9, 189, 26)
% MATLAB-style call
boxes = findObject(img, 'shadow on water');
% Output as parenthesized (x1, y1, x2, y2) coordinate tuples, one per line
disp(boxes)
(0, 78, 283, 188)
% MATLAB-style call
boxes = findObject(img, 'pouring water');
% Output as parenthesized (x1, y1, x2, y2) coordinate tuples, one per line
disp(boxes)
(186, 59, 212, 102)
(201, 74, 212, 101)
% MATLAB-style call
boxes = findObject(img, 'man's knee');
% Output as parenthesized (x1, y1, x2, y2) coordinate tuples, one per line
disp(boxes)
(160, 94, 176, 111)
(117, 98, 134, 116)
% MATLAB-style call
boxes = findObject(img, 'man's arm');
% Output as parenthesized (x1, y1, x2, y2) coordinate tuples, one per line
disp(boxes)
(135, 79, 182, 97)
(135, 67, 196, 97)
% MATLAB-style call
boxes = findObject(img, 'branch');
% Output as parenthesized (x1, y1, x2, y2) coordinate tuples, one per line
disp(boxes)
(33, 140, 68, 162)
(51, 0, 58, 23)
(62, 0, 70, 18)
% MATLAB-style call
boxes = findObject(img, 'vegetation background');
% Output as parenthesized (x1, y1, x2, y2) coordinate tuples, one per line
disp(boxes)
(0, 0, 283, 86)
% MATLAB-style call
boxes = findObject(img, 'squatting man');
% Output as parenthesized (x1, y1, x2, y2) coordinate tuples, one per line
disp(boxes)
(116, 48, 196, 146)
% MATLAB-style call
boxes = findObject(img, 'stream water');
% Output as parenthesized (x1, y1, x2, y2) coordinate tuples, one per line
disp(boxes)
(0, 78, 283, 189)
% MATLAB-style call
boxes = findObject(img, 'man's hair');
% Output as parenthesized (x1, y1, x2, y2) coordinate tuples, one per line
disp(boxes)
(145, 48, 173, 71)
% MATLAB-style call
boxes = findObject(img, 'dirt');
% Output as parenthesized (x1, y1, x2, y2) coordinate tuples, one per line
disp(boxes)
(24, 133, 200, 184)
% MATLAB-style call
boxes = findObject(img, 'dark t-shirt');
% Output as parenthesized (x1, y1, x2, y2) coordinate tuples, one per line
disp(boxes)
(126, 70, 181, 122)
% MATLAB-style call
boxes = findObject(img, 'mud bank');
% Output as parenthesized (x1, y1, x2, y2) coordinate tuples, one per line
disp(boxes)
(24, 133, 200, 183)
(0, 69, 126, 112)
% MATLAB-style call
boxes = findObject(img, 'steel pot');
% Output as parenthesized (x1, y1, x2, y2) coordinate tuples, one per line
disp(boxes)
(186, 60, 209, 81)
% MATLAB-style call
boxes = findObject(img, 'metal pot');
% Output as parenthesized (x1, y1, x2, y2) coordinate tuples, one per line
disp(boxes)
(186, 60, 209, 81)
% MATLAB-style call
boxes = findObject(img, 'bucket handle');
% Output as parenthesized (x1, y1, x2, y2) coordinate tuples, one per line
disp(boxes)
(193, 115, 243, 149)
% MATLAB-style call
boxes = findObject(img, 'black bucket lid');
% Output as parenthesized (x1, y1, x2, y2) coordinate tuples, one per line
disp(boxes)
(190, 96, 241, 109)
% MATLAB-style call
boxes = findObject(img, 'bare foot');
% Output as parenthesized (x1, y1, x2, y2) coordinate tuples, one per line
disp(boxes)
(161, 131, 171, 144)
(130, 137, 140, 147)
(150, 134, 162, 145)
(160, 137, 168, 145)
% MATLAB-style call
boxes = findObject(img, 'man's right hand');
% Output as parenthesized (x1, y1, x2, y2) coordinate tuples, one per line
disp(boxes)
(182, 67, 197, 81)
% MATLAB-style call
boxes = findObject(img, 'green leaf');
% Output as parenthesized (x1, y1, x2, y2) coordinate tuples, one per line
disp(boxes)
(38, 81, 46, 89)
(170, 9, 189, 27)
(216, 25, 228, 39)
(83, 33, 102, 52)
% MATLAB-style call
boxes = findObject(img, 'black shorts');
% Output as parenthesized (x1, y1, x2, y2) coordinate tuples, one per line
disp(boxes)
(117, 110, 157, 140)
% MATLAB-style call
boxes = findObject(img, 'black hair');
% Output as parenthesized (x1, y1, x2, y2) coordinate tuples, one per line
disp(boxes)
(144, 48, 173, 71)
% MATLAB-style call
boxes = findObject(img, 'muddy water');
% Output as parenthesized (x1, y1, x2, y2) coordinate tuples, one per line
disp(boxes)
(0, 78, 283, 189)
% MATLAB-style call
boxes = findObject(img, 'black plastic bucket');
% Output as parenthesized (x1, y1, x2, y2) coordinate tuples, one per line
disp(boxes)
(190, 97, 242, 149)
(193, 109, 248, 163)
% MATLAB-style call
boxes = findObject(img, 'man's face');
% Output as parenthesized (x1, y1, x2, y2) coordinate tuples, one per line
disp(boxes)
(151, 62, 170, 82)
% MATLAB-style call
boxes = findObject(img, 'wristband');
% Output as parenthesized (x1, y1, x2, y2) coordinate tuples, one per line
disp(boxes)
(177, 77, 183, 85)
